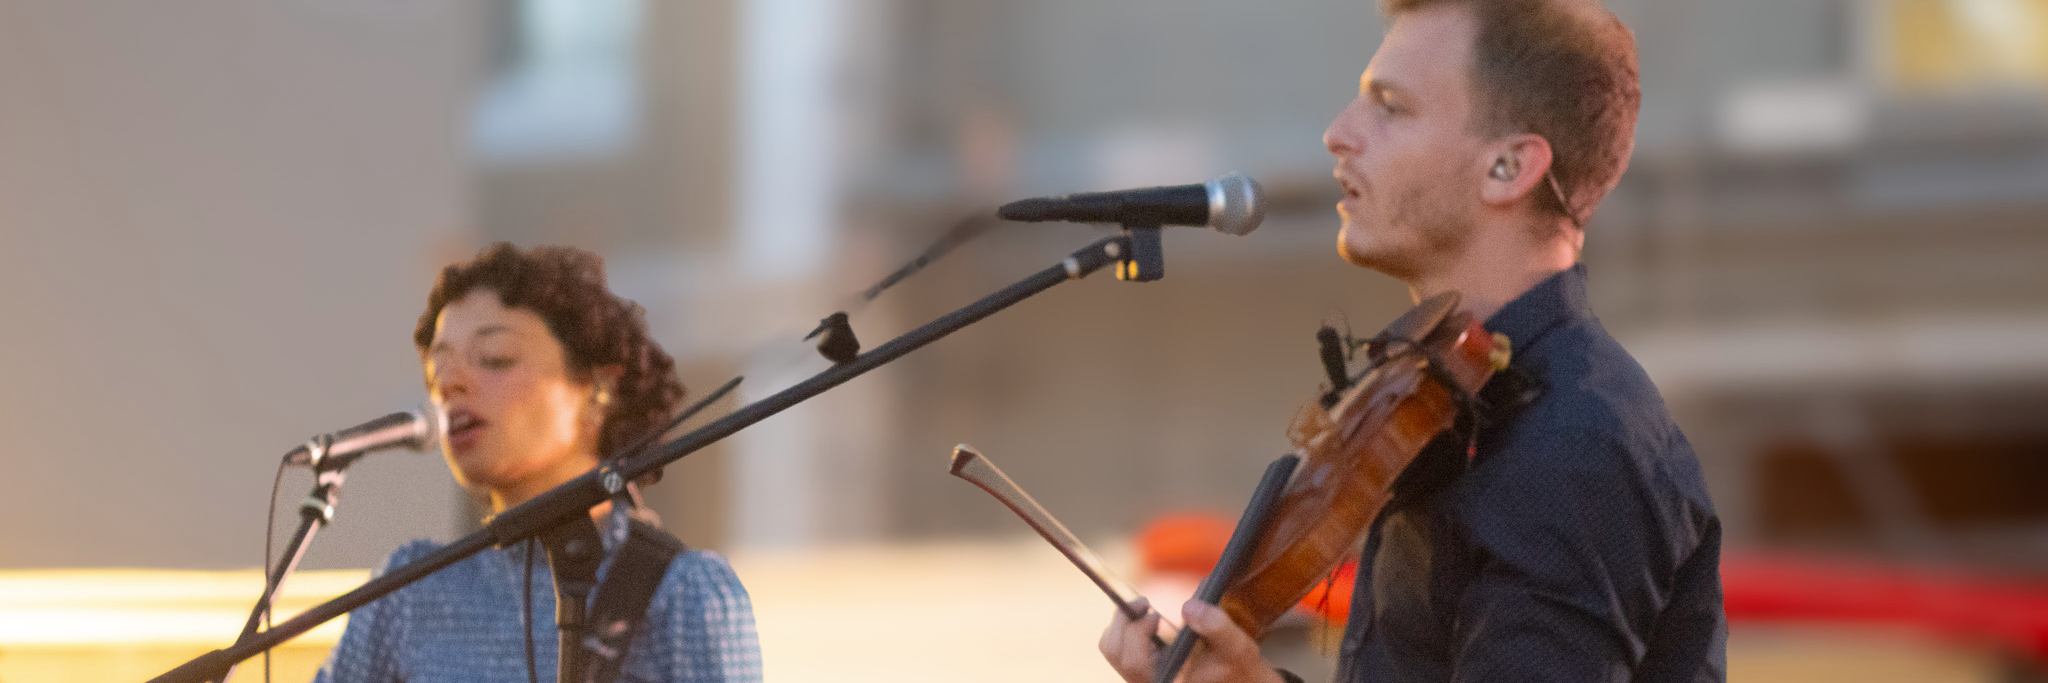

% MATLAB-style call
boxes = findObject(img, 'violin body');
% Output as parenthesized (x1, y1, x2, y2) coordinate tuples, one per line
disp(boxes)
(1218, 293, 1503, 640)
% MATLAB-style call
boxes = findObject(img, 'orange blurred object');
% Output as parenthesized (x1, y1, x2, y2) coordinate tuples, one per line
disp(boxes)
(1135, 513, 1359, 624)
(1297, 560, 1357, 623)
(1136, 513, 1234, 576)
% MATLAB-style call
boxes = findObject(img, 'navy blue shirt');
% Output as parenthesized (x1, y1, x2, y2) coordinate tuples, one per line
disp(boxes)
(1334, 264, 1725, 683)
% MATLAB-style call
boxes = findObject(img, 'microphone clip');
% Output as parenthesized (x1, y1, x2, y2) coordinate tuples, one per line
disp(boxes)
(1115, 225, 1165, 282)
(301, 433, 361, 473)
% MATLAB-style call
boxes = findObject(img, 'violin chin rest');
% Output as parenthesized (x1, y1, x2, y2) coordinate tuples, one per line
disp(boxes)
(1382, 291, 1460, 345)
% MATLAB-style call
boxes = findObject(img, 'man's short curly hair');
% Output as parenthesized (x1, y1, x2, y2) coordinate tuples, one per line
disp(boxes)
(414, 243, 684, 469)
(1384, 0, 1640, 226)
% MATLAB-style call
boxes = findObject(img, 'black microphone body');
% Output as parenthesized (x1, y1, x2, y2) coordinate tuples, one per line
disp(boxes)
(997, 173, 1265, 236)
(998, 184, 1210, 226)
(282, 409, 440, 469)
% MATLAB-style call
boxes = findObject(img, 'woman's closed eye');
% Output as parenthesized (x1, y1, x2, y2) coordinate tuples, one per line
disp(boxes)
(472, 333, 524, 371)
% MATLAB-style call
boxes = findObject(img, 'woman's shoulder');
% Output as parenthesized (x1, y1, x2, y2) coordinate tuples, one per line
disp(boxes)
(378, 538, 445, 573)
(372, 537, 509, 604)
(659, 547, 750, 601)
(642, 546, 762, 679)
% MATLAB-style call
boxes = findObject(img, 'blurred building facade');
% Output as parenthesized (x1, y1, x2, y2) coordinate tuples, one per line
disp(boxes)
(4, 0, 2046, 680)
(0, 0, 482, 571)
(471, 0, 2048, 576)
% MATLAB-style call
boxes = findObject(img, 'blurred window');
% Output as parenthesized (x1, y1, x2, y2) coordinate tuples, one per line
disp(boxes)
(471, 0, 645, 163)
(1752, 390, 2048, 565)
(1875, 0, 2048, 93)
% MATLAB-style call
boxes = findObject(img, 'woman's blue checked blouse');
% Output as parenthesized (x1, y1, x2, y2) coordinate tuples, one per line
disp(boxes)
(312, 510, 763, 683)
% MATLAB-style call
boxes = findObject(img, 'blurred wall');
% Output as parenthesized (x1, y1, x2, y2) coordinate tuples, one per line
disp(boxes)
(464, 0, 2048, 570)
(0, 0, 481, 570)
(7, 0, 2041, 577)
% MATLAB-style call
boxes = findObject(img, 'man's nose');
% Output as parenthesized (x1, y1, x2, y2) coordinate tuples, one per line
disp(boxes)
(1324, 99, 1364, 157)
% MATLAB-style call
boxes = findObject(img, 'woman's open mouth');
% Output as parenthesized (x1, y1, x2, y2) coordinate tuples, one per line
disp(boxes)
(445, 409, 487, 450)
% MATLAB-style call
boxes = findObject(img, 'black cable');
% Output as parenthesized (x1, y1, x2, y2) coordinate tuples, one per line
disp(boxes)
(261, 460, 285, 683)
(614, 376, 743, 462)
(855, 212, 997, 303)
(523, 538, 538, 683)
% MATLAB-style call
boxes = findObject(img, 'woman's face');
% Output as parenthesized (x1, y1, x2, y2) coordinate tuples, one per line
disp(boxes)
(423, 289, 603, 496)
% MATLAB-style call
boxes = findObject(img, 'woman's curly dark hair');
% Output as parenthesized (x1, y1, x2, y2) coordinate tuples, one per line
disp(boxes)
(414, 243, 684, 472)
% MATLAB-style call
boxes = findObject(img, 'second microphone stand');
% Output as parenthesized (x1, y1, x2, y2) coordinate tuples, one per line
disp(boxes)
(154, 227, 1165, 683)
(217, 436, 365, 683)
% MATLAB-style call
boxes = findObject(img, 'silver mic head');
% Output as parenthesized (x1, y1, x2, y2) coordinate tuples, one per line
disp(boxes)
(1204, 172, 1266, 236)
(411, 403, 445, 451)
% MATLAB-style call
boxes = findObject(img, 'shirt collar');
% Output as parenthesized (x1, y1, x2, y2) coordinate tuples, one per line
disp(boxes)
(1483, 262, 1592, 353)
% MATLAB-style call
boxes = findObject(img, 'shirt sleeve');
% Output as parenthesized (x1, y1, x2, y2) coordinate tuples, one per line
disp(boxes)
(312, 542, 427, 683)
(649, 549, 763, 683)
(1444, 426, 1701, 683)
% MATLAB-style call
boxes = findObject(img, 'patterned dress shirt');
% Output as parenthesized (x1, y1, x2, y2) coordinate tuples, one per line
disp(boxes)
(313, 508, 763, 683)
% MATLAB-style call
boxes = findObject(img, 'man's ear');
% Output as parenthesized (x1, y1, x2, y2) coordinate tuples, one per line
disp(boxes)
(1479, 134, 1555, 207)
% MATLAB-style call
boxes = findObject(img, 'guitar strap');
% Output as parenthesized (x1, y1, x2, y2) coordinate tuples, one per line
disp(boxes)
(576, 517, 684, 683)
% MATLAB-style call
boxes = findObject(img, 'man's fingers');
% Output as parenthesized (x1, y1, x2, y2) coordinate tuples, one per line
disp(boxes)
(1181, 600, 1260, 661)
(1099, 606, 1163, 683)
(1126, 612, 1162, 659)
(1099, 609, 1125, 659)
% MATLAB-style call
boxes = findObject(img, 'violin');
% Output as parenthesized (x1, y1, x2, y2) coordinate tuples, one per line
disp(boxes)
(948, 292, 1508, 674)
(1217, 290, 1506, 641)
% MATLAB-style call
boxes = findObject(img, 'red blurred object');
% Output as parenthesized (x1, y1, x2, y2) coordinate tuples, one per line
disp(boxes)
(1136, 513, 1359, 622)
(1139, 513, 2048, 666)
(1297, 560, 1357, 622)
(1136, 513, 1234, 576)
(1722, 553, 2048, 666)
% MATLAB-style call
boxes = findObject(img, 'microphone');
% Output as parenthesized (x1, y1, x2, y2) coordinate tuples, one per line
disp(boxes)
(282, 407, 443, 469)
(997, 172, 1267, 236)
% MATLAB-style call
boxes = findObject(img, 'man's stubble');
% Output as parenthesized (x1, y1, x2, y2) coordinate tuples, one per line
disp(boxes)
(1348, 179, 1476, 281)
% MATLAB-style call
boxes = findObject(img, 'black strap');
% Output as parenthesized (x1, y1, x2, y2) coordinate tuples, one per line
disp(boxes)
(576, 518, 684, 683)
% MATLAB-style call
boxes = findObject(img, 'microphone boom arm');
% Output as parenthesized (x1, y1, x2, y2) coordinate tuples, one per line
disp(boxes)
(149, 232, 1143, 683)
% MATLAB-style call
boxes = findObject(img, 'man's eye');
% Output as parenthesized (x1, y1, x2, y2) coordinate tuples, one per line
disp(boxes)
(481, 356, 517, 370)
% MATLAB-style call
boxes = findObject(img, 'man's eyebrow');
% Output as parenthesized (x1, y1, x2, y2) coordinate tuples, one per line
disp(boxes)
(1365, 78, 1408, 99)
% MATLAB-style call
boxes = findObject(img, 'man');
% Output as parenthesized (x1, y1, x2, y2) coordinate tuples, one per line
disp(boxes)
(1100, 1, 1725, 682)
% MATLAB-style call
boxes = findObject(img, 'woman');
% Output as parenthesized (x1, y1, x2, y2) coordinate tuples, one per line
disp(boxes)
(315, 244, 762, 683)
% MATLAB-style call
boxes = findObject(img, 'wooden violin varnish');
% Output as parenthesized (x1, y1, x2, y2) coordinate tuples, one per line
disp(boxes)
(1217, 291, 1505, 641)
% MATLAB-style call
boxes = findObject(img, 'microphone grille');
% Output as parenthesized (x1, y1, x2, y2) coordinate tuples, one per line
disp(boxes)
(1205, 173, 1266, 236)
(412, 404, 446, 451)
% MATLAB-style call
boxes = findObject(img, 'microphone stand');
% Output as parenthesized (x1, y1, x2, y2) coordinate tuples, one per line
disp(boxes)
(149, 230, 1158, 683)
(215, 439, 366, 683)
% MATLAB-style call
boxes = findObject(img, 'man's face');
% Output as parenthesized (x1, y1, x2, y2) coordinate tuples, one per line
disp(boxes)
(1325, 4, 1489, 280)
